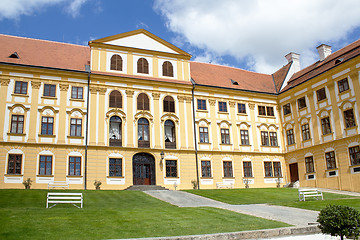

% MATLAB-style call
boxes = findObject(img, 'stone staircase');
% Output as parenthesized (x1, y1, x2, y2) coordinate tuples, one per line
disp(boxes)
(125, 185, 169, 191)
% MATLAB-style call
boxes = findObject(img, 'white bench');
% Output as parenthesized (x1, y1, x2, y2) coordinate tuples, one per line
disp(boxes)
(298, 188, 323, 201)
(46, 192, 83, 208)
(216, 182, 233, 189)
(48, 181, 69, 189)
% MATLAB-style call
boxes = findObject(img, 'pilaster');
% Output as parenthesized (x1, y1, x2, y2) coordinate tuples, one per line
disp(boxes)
(58, 83, 69, 144)
(0, 77, 10, 141)
(126, 89, 134, 147)
(208, 98, 219, 150)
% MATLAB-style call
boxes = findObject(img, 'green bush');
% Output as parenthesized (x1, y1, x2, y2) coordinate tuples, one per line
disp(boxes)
(317, 204, 360, 240)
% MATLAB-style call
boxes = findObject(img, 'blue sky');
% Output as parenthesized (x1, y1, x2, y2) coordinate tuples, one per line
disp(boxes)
(1, 0, 360, 74)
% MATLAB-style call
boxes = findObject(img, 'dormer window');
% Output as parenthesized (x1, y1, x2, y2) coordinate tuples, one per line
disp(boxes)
(231, 79, 238, 85)
(110, 54, 122, 71)
(162, 61, 173, 77)
(9, 52, 19, 59)
(137, 58, 149, 74)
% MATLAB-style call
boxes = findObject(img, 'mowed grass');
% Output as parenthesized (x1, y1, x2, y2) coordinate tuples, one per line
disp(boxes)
(0, 189, 288, 240)
(185, 188, 360, 211)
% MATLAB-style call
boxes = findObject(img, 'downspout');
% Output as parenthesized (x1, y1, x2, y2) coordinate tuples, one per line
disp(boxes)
(84, 65, 91, 190)
(191, 78, 200, 189)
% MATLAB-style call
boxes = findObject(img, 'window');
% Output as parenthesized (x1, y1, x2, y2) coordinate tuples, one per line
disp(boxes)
(316, 88, 327, 101)
(166, 160, 177, 177)
(197, 99, 206, 110)
(199, 127, 209, 143)
(137, 93, 149, 110)
(264, 161, 281, 177)
(164, 120, 176, 149)
(261, 131, 269, 146)
(283, 103, 291, 115)
(273, 162, 282, 177)
(71, 86, 83, 99)
(137, 58, 149, 74)
(264, 161, 273, 177)
(238, 103, 246, 114)
(243, 161, 252, 177)
(344, 109, 356, 128)
(43, 84, 56, 97)
(321, 117, 332, 135)
(258, 106, 266, 115)
(286, 129, 295, 145)
(110, 54, 122, 71)
(221, 128, 230, 144)
(69, 156, 81, 176)
(325, 151, 337, 170)
(201, 160, 211, 177)
(240, 130, 249, 145)
(109, 116, 122, 147)
(109, 90, 122, 108)
(14, 81, 27, 94)
(109, 158, 122, 176)
(266, 107, 274, 116)
(258, 106, 274, 116)
(138, 118, 150, 148)
(41, 116, 54, 135)
(338, 78, 349, 93)
(7, 154, 22, 174)
(163, 96, 175, 113)
(162, 61, 173, 77)
(305, 156, 315, 173)
(298, 97, 307, 109)
(70, 118, 82, 137)
(349, 146, 360, 166)
(223, 161, 233, 177)
(218, 101, 227, 112)
(301, 123, 311, 141)
(39, 155, 52, 175)
(269, 132, 278, 146)
(10, 115, 24, 134)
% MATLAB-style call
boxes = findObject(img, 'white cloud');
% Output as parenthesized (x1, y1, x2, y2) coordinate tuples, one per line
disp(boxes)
(154, 0, 360, 73)
(0, 0, 88, 20)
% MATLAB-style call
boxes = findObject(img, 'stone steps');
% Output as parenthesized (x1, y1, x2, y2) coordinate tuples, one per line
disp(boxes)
(125, 185, 169, 191)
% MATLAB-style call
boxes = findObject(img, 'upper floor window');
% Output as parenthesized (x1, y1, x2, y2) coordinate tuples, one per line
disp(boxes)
(223, 161, 233, 177)
(7, 154, 22, 175)
(283, 103, 291, 115)
(301, 123, 311, 141)
(199, 127, 209, 143)
(221, 128, 230, 144)
(41, 116, 54, 135)
(10, 115, 24, 134)
(305, 156, 315, 173)
(69, 156, 81, 176)
(258, 106, 274, 116)
(110, 54, 123, 71)
(109, 90, 122, 108)
(138, 118, 150, 148)
(14, 81, 28, 94)
(43, 84, 56, 97)
(325, 151, 336, 170)
(238, 103, 246, 114)
(261, 131, 277, 146)
(163, 96, 175, 113)
(137, 58, 149, 74)
(338, 78, 349, 93)
(164, 120, 176, 149)
(197, 99, 206, 110)
(71, 86, 83, 99)
(162, 61, 173, 77)
(109, 158, 122, 177)
(109, 116, 122, 147)
(201, 160, 211, 177)
(316, 88, 327, 102)
(39, 155, 52, 175)
(70, 118, 82, 137)
(269, 132, 278, 146)
(240, 130, 249, 145)
(286, 129, 295, 145)
(321, 117, 331, 135)
(166, 160, 177, 177)
(218, 101, 227, 112)
(349, 146, 360, 166)
(344, 109, 356, 128)
(298, 97, 307, 109)
(137, 93, 149, 110)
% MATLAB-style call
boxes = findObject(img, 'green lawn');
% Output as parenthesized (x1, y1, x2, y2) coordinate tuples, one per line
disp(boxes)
(185, 188, 360, 211)
(0, 189, 288, 240)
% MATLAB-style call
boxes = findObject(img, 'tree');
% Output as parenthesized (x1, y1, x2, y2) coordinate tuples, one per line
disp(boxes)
(317, 205, 360, 240)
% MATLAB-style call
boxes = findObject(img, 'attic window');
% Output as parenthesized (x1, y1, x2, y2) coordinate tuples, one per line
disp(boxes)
(335, 58, 344, 64)
(9, 52, 19, 59)
(231, 79, 239, 85)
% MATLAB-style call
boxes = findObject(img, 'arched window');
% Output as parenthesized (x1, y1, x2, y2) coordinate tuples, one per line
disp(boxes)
(138, 118, 150, 148)
(137, 93, 149, 110)
(109, 90, 122, 108)
(109, 116, 122, 147)
(137, 58, 149, 74)
(164, 120, 176, 149)
(110, 54, 123, 71)
(163, 96, 175, 113)
(162, 61, 173, 77)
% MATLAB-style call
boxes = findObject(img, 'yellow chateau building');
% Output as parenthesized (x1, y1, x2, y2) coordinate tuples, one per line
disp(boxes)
(0, 29, 359, 192)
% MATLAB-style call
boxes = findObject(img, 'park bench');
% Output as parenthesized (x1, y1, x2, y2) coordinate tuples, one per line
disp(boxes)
(46, 192, 83, 208)
(216, 181, 233, 189)
(48, 181, 69, 189)
(298, 188, 323, 201)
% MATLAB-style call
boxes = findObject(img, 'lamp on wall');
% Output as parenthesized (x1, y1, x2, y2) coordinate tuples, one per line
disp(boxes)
(160, 151, 164, 164)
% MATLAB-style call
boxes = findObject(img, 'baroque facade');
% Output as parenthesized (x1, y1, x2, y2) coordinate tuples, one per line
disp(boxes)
(0, 29, 359, 191)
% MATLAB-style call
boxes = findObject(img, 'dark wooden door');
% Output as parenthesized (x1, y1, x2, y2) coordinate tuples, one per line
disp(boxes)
(289, 163, 299, 182)
(133, 153, 155, 185)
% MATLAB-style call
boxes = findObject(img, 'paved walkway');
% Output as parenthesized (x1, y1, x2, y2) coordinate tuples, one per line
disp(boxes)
(144, 190, 319, 226)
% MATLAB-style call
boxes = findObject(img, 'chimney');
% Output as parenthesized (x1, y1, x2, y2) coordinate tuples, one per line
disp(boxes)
(285, 52, 301, 72)
(317, 44, 332, 61)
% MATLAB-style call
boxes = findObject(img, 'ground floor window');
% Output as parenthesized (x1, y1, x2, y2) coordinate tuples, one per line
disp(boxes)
(273, 162, 282, 177)
(223, 161, 233, 177)
(7, 154, 22, 174)
(166, 160, 177, 177)
(264, 161, 273, 177)
(201, 160, 211, 177)
(264, 161, 282, 177)
(69, 156, 81, 176)
(109, 158, 122, 177)
(325, 151, 337, 170)
(349, 146, 360, 166)
(39, 155, 52, 175)
(305, 156, 315, 173)
(243, 161, 252, 177)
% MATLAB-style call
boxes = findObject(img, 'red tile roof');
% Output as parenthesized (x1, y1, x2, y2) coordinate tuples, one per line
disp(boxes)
(190, 61, 276, 94)
(0, 34, 90, 72)
(272, 62, 292, 93)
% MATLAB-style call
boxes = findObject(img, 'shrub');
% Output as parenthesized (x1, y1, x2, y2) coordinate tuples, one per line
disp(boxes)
(191, 180, 198, 189)
(94, 180, 102, 190)
(317, 204, 360, 240)
(22, 178, 32, 189)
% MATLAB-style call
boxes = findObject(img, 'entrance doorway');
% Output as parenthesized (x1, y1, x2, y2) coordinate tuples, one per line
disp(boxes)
(133, 153, 155, 185)
(289, 163, 299, 182)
